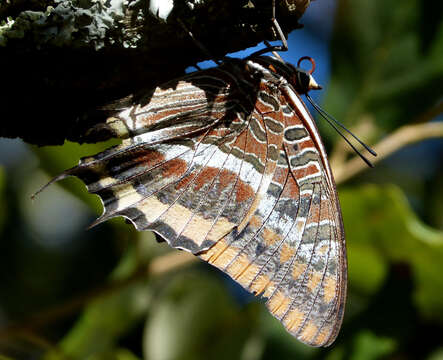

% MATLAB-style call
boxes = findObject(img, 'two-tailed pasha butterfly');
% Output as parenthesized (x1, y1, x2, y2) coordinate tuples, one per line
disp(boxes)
(37, 53, 347, 346)
(34, 0, 379, 346)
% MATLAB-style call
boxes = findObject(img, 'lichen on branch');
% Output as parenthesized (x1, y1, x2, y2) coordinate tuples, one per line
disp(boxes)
(0, 0, 311, 145)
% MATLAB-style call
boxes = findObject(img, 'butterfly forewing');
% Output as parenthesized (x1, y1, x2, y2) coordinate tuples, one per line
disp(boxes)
(58, 57, 346, 347)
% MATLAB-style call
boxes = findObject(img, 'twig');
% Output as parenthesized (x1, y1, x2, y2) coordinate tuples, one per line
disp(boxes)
(148, 250, 197, 276)
(334, 121, 443, 184)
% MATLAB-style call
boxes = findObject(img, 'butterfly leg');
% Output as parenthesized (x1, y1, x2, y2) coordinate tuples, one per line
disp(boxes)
(247, 0, 289, 58)
(177, 18, 224, 66)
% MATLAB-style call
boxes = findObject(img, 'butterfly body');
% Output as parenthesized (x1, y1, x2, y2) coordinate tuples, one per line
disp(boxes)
(59, 56, 346, 347)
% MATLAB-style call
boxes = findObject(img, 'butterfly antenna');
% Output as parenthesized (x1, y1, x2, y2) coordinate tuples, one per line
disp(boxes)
(307, 95, 377, 156)
(264, 40, 284, 62)
(306, 95, 377, 167)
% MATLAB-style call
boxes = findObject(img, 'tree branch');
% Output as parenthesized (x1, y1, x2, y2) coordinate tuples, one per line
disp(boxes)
(333, 120, 443, 185)
(0, 0, 311, 145)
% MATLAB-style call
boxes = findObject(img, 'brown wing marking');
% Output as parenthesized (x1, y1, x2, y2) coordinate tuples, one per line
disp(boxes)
(200, 92, 346, 347)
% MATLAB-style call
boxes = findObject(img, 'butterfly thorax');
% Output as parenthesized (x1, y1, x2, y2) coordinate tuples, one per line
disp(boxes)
(246, 56, 322, 95)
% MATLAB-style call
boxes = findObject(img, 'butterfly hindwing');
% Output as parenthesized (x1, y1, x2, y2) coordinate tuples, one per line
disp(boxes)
(200, 69, 346, 347)
(53, 57, 346, 347)
(277, 91, 346, 346)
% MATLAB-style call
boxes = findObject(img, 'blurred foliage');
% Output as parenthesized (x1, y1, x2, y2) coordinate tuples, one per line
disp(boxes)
(0, 168, 5, 234)
(343, 185, 443, 321)
(0, 0, 442, 359)
(143, 272, 259, 360)
(324, 0, 443, 132)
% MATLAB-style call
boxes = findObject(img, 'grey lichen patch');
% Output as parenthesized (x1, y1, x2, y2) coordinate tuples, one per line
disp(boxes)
(0, 17, 15, 46)
(0, 0, 312, 146)
(0, 0, 129, 49)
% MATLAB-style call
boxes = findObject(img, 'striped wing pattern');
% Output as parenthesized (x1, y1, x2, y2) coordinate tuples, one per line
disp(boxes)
(62, 57, 346, 346)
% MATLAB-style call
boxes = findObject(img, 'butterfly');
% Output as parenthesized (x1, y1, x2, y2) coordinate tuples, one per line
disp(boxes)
(39, 53, 347, 347)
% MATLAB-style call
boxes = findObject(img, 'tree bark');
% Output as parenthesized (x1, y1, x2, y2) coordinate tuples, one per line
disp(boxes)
(0, 0, 311, 145)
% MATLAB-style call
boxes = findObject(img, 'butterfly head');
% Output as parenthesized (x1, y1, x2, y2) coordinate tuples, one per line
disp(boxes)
(290, 56, 322, 95)
(257, 55, 322, 95)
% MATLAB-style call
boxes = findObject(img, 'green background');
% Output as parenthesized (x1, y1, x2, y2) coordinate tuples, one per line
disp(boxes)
(0, 0, 442, 359)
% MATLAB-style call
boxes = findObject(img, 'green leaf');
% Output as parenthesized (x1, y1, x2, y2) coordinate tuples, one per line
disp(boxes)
(43, 242, 153, 360)
(325, 331, 396, 360)
(428, 348, 443, 360)
(325, 0, 443, 133)
(258, 308, 319, 359)
(341, 184, 443, 320)
(352, 330, 397, 360)
(143, 271, 259, 360)
(32, 140, 119, 212)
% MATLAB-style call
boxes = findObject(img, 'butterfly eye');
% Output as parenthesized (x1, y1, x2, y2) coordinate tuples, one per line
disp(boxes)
(296, 70, 312, 93)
